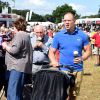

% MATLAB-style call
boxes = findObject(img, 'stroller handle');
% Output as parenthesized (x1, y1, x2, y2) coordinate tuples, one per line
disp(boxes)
(57, 65, 75, 73)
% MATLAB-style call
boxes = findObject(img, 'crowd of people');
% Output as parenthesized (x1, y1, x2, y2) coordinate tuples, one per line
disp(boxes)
(0, 11, 100, 100)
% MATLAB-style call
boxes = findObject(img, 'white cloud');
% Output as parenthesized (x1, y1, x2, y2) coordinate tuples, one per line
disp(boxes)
(69, 3, 87, 15)
(28, 0, 46, 6)
(69, 3, 86, 11)
(19, 0, 55, 15)
(69, 3, 97, 16)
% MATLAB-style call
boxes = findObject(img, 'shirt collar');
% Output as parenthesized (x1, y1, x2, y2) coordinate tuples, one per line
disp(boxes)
(62, 27, 79, 35)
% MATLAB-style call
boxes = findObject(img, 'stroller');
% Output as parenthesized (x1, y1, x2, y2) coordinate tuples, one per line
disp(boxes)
(31, 66, 75, 100)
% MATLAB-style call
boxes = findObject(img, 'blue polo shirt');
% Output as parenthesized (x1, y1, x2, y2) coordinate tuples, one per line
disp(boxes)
(51, 27, 89, 71)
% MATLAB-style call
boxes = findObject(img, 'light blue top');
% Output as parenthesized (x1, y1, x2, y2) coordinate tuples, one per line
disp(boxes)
(31, 34, 52, 63)
(0, 36, 2, 46)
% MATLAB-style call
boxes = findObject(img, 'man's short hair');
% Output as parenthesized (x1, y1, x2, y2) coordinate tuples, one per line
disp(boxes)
(64, 11, 76, 19)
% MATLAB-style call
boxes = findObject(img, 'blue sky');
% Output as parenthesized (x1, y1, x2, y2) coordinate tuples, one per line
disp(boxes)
(3, 0, 100, 16)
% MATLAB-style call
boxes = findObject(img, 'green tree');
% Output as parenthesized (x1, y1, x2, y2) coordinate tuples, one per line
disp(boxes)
(44, 14, 55, 22)
(0, 0, 9, 13)
(81, 14, 98, 18)
(98, 6, 100, 18)
(12, 9, 45, 22)
(52, 4, 79, 23)
(12, 9, 30, 18)
(11, 0, 15, 2)
(30, 13, 45, 22)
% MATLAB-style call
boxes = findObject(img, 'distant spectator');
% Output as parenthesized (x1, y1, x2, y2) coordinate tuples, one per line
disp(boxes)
(47, 28, 54, 38)
(91, 27, 100, 66)
(84, 27, 91, 42)
(90, 29, 96, 50)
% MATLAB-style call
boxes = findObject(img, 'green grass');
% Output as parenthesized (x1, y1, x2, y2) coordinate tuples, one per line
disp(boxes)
(77, 56, 100, 100)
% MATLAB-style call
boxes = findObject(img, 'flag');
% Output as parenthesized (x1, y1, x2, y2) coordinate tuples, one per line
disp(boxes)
(29, 10, 32, 20)
(26, 12, 29, 21)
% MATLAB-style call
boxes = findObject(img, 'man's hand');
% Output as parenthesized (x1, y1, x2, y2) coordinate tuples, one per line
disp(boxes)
(2, 42, 7, 49)
(50, 61, 59, 67)
(37, 41, 43, 47)
(34, 41, 43, 48)
(74, 57, 83, 63)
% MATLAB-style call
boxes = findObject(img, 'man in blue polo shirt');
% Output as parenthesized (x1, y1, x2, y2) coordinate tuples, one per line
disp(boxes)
(49, 12, 91, 100)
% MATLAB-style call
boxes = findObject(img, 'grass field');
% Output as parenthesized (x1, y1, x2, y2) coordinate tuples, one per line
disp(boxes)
(1, 55, 100, 100)
(77, 55, 100, 100)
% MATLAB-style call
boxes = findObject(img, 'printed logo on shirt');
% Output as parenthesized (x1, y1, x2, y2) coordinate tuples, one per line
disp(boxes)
(77, 38, 81, 41)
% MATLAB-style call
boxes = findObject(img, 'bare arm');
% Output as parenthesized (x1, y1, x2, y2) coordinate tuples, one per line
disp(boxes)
(74, 44, 92, 63)
(82, 44, 92, 61)
(48, 47, 59, 67)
